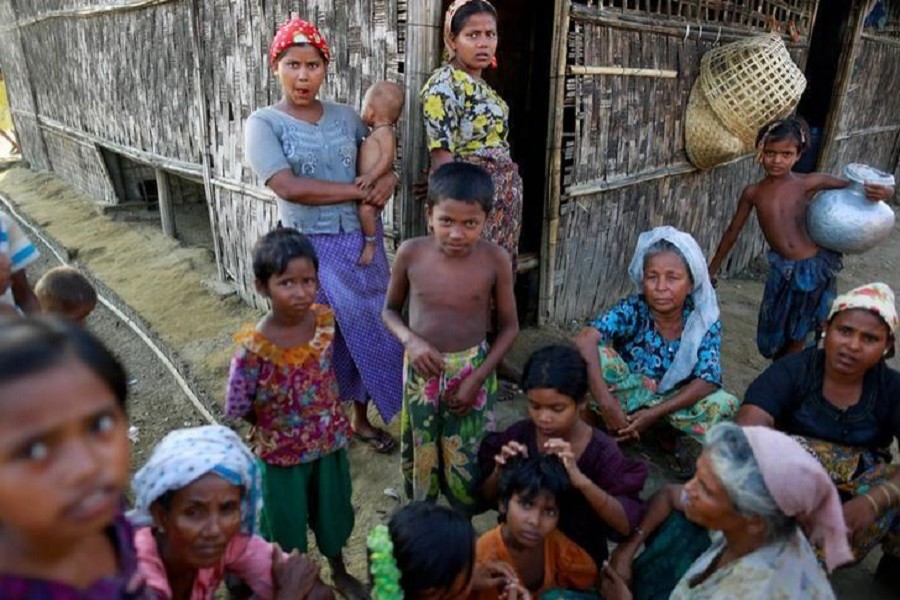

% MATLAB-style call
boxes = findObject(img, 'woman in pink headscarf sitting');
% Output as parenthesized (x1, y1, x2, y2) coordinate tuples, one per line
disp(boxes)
(602, 422, 852, 600)
(738, 282, 900, 588)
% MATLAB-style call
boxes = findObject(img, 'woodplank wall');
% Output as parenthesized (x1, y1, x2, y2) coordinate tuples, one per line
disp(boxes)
(0, 0, 403, 310)
(544, 0, 817, 324)
(822, 0, 900, 179)
(200, 0, 402, 307)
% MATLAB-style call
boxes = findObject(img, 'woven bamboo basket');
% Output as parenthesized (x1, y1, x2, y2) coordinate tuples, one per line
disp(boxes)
(699, 34, 806, 146)
(685, 83, 748, 170)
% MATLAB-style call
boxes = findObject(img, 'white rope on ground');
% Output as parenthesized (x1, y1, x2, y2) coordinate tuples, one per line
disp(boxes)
(0, 189, 218, 425)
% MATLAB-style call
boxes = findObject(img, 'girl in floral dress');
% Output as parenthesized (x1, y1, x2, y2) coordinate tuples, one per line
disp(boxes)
(225, 228, 366, 599)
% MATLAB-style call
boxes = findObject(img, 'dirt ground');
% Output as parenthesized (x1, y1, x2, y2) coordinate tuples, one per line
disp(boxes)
(1, 147, 898, 597)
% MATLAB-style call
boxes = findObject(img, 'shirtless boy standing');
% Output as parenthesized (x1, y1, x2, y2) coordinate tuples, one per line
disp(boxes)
(383, 161, 519, 513)
(708, 118, 894, 359)
(356, 81, 403, 265)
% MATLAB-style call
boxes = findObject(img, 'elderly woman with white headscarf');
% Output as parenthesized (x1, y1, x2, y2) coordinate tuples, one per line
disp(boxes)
(739, 282, 900, 589)
(130, 425, 333, 600)
(574, 227, 739, 466)
(602, 422, 852, 600)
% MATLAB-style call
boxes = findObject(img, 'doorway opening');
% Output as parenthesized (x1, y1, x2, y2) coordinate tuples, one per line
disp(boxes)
(483, 0, 555, 324)
(795, 0, 853, 172)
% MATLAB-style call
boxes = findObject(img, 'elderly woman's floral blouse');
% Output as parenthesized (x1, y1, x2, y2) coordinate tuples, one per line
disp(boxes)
(591, 294, 723, 388)
(421, 64, 510, 157)
(225, 305, 352, 466)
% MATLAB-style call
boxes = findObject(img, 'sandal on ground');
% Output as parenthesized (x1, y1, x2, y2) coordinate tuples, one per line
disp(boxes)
(353, 428, 396, 454)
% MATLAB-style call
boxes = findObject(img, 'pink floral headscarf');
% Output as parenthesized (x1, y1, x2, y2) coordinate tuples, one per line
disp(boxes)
(742, 426, 854, 572)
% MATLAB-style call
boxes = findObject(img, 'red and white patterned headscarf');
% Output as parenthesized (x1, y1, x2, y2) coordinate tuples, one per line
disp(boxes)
(269, 18, 331, 68)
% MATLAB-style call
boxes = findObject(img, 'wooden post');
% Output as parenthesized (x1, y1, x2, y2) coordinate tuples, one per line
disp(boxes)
(539, 0, 571, 325)
(155, 168, 176, 238)
(188, 0, 225, 279)
(400, 0, 443, 240)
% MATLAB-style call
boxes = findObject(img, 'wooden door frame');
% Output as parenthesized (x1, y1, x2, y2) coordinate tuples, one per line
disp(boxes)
(400, 1, 444, 240)
(538, 0, 571, 325)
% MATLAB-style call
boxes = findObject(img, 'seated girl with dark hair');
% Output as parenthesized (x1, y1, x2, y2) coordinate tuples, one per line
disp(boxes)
(472, 454, 598, 599)
(478, 345, 648, 569)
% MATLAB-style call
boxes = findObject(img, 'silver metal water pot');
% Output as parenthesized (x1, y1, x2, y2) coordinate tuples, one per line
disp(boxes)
(807, 164, 895, 254)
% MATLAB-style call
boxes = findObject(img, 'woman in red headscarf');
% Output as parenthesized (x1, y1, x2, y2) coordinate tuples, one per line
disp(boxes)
(244, 18, 404, 458)
(243, 19, 403, 598)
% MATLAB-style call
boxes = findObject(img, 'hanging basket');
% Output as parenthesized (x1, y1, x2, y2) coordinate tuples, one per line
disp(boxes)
(699, 33, 807, 146)
(685, 83, 749, 170)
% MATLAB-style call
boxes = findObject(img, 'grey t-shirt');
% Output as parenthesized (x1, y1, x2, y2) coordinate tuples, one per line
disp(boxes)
(244, 102, 368, 234)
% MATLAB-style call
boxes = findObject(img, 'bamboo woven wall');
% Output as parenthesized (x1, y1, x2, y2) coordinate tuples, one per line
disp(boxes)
(200, 0, 402, 307)
(8, 0, 202, 165)
(0, 1, 49, 170)
(545, 0, 815, 324)
(823, 2, 900, 178)
(0, 0, 403, 309)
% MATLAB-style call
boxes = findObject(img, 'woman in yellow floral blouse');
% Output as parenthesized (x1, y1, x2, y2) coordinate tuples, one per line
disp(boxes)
(421, 0, 523, 273)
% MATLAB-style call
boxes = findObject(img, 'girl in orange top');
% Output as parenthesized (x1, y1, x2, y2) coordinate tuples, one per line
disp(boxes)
(472, 455, 598, 599)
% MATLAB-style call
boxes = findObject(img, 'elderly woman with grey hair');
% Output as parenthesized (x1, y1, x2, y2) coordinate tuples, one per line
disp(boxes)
(602, 422, 852, 600)
(574, 227, 739, 471)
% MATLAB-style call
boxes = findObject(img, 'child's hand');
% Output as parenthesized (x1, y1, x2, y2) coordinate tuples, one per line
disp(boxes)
(600, 561, 634, 600)
(445, 374, 483, 415)
(494, 441, 528, 467)
(608, 545, 636, 587)
(500, 581, 533, 600)
(543, 438, 587, 487)
(356, 174, 376, 191)
(271, 544, 321, 600)
(863, 183, 894, 202)
(471, 561, 519, 592)
(406, 336, 444, 378)
(364, 172, 398, 208)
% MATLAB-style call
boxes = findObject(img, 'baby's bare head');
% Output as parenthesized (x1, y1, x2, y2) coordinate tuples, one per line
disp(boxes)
(362, 81, 404, 125)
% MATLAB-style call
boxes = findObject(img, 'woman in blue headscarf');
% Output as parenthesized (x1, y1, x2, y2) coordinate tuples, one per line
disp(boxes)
(130, 425, 333, 599)
(574, 227, 739, 467)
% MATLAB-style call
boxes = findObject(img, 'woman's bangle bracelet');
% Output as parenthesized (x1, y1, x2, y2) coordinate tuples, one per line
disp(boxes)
(862, 493, 880, 515)
(884, 482, 900, 504)
(878, 486, 894, 507)
(364, 235, 378, 243)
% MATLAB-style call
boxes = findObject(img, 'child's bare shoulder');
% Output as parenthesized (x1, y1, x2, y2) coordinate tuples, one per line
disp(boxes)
(396, 236, 435, 261)
(741, 181, 763, 203)
(477, 240, 511, 270)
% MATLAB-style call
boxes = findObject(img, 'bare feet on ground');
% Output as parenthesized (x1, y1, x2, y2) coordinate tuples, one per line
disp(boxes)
(331, 567, 369, 600)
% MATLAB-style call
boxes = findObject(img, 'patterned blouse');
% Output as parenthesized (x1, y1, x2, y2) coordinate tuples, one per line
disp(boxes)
(225, 305, 353, 466)
(591, 294, 723, 388)
(421, 64, 510, 157)
(670, 530, 835, 599)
